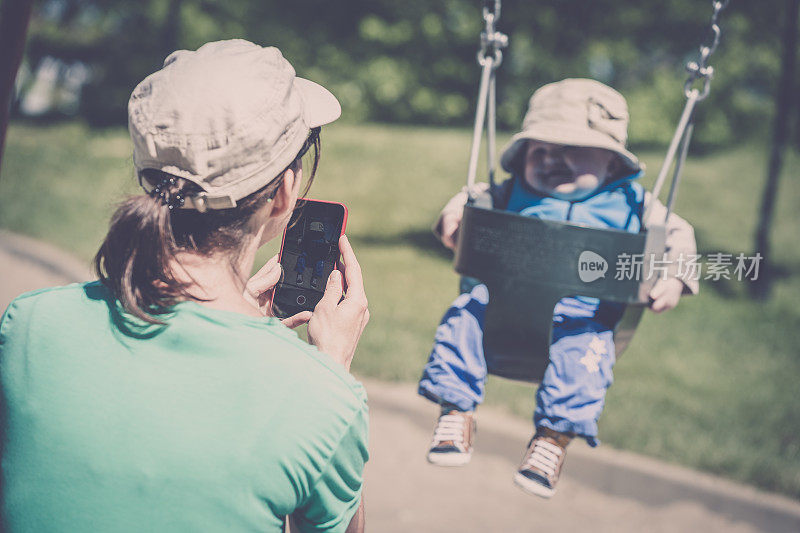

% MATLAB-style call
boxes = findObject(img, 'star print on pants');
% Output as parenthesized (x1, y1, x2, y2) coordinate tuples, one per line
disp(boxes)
(579, 335, 607, 373)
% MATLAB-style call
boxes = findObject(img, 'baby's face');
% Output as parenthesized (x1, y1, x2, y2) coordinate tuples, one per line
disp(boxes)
(523, 141, 618, 200)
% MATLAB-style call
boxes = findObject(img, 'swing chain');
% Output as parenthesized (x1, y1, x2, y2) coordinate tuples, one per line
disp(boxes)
(684, 0, 730, 101)
(646, 0, 730, 224)
(477, 0, 508, 68)
(466, 1, 507, 196)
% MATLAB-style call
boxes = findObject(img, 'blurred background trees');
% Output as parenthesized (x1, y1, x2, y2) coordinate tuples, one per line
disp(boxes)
(10, 0, 793, 150)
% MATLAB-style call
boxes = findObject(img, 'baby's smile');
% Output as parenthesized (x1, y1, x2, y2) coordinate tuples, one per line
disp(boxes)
(537, 167, 574, 187)
(524, 141, 617, 201)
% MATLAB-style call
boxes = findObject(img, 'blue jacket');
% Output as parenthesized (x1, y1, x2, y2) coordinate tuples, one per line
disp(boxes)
(499, 173, 645, 327)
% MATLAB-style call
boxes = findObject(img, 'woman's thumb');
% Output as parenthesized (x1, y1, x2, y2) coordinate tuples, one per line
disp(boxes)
(317, 269, 343, 308)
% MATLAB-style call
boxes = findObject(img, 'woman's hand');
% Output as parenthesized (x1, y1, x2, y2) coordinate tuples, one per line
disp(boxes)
(307, 235, 370, 371)
(648, 277, 684, 313)
(245, 254, 312, 328)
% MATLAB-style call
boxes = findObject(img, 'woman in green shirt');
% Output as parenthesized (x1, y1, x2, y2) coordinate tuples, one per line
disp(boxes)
(1, 40, 369, 532)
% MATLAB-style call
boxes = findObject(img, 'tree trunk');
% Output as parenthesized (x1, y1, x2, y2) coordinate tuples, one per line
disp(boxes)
(0, 0, 35, 174)
(751, 0, 800, 300)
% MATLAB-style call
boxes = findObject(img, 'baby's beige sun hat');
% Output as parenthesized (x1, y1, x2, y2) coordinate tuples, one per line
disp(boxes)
(500, 78, 641, 175)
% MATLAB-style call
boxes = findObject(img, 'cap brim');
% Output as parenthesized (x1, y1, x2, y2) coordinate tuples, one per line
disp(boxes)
(500, 125, 642, 175)
(294, 77, 341, 128)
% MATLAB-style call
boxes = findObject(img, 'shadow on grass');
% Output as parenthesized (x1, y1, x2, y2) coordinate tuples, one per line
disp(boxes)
(349, 229, 453, 261)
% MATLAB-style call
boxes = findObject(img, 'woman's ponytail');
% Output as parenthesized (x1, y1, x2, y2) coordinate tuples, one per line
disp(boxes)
(94, 189, 189, 324)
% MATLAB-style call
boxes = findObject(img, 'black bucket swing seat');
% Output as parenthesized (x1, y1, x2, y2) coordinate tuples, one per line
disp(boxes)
(452, 0, 727, 382)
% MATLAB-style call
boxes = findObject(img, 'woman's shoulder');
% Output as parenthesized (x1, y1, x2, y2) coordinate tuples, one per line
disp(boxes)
(7, 280, 98, 303)
(3, 281, 104, 323)
(0, 282, 112, 373)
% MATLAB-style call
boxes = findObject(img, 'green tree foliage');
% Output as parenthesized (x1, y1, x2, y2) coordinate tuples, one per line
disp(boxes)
(22, 0, 790, 147)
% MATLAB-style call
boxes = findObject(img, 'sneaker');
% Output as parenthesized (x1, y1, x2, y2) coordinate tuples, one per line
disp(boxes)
(426, 408, 475, 467)
(513, 427, 572, 498)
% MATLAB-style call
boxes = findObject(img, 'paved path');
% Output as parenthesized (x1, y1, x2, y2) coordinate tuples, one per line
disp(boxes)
(3, 230, 800, 532)
(363, 380, 800, 532)
(0, 230, 94, 307)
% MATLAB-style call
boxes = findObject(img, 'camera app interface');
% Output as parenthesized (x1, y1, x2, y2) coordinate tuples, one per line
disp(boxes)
(273, 201, 344, 318)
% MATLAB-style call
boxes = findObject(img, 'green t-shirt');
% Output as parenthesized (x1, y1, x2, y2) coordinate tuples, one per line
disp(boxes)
(0, 282, 368, 532)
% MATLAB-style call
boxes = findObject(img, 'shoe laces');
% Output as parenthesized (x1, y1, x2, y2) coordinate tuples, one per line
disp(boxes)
(522, 438, 563, 478)
(432, 413, 468, 445)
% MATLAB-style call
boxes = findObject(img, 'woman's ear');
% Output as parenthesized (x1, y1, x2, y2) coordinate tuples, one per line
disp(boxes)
(269, 166, 299, 220)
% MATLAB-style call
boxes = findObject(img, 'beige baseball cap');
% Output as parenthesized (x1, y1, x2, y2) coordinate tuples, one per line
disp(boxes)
(128, 39, 341, 211)
(500, 78, 641, 175)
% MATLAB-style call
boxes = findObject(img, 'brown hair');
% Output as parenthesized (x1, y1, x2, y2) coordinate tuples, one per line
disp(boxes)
(95, 128, 321, 324)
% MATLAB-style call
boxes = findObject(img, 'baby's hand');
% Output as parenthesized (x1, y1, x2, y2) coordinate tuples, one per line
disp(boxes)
(438, 210, 462, 251)
(648, 277, 685, 313)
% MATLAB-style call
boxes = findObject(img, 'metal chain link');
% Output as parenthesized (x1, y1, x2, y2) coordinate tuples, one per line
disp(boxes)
(467, 1, 508, 195)
(477, 0, 508, 68)
(645, 0, 730, 224)
(482, 0, 500, 18)
(684, 0, 730, 101)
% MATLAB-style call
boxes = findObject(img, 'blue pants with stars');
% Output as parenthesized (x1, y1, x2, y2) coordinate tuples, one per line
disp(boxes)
(418, 284, 617, 446)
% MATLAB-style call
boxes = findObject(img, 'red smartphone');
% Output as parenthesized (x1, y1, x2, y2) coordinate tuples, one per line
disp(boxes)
(271, 199, 348, 319)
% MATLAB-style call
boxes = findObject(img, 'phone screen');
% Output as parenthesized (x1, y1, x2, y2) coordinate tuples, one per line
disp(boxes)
(272, 199, 347, 318)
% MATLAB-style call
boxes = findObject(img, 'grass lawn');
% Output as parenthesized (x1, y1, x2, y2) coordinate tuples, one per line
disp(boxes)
(2, 121, 799, 498)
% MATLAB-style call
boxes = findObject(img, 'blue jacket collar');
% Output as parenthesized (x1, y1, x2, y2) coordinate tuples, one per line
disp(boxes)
(512, 170, 644, 203)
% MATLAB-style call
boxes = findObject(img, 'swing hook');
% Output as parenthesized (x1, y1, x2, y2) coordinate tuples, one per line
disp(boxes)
(647, 0, 730, 224)
(684, 0, 729, 101)
(477, 0, 508, 69)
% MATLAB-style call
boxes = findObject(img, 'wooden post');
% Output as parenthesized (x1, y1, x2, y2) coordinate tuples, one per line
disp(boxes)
(0, 0, 34, 174)
(751, 0, 800, 299)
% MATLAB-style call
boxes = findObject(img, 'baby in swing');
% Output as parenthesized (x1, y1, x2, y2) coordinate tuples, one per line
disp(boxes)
(418, 78, 699, 498)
